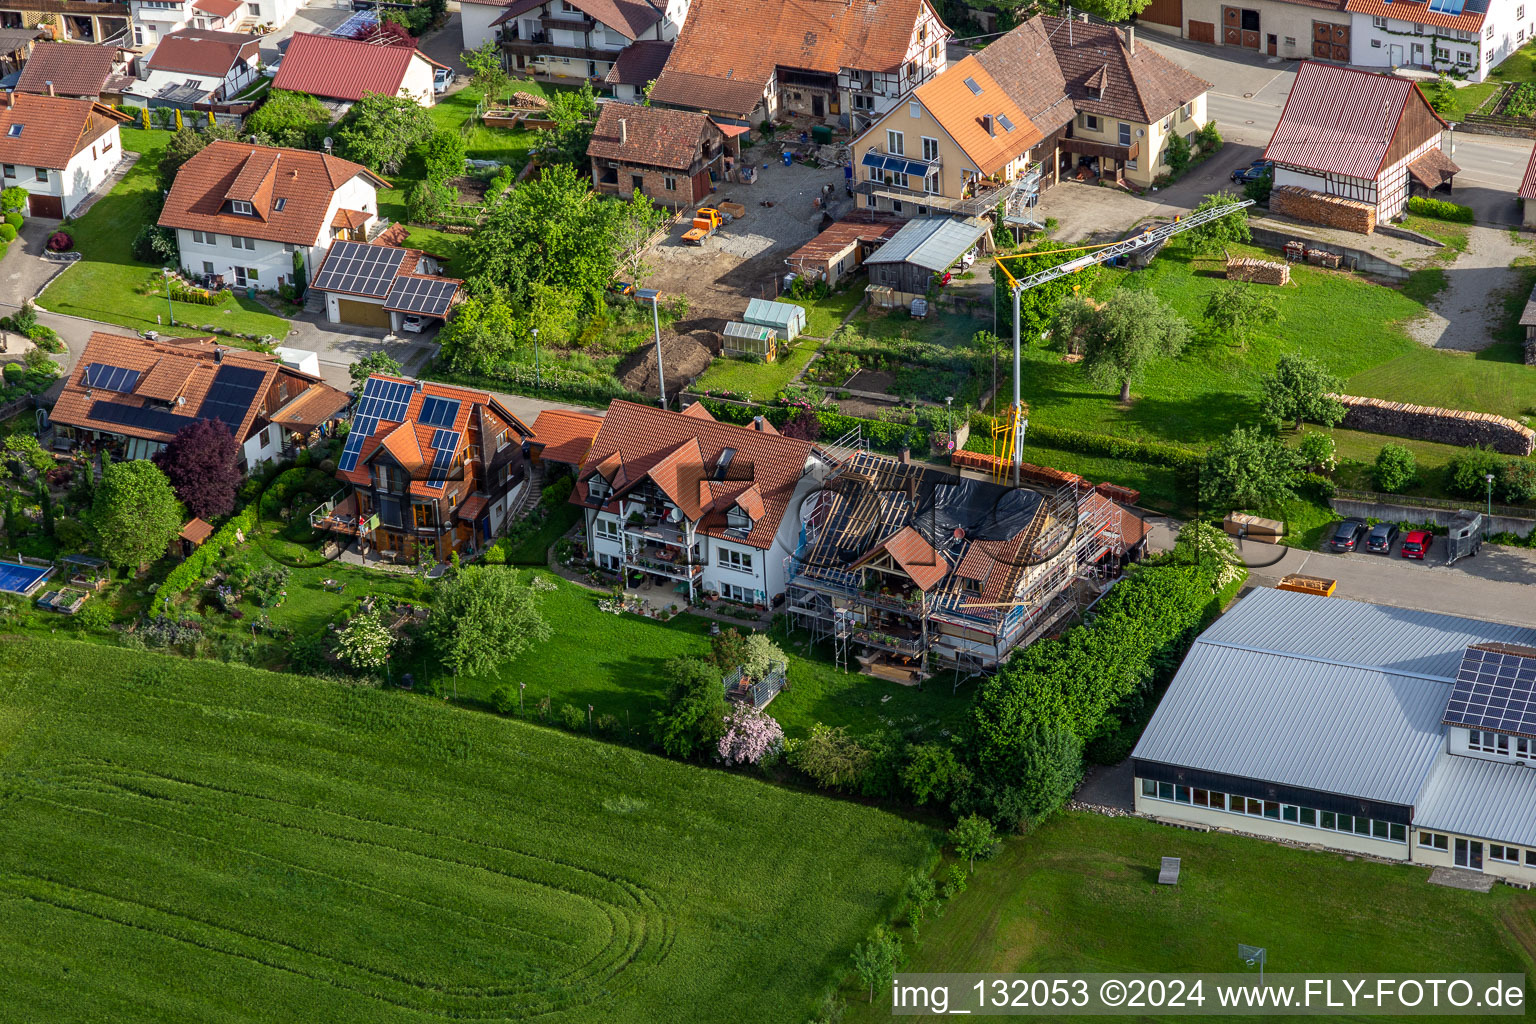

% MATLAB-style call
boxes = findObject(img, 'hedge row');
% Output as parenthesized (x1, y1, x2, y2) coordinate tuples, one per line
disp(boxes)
(695, 398, 931, 453)
(1406, 196, 1474, 224)
(158, 505, 258, 601)
(968, 414, 1201, 474)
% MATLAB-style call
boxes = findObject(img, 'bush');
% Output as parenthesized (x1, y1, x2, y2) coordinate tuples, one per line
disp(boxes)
(558, 702, 586, 730)
(46, 231, 72, 252)
(4, 211, 21, 229)
(1407, 196, 1474, 223)
(791, 724, 871, 791)
(1295, 431, 1336, 473)
(1, 362, 21, 383)
(1195, 120, 1222, 153)
(0, 224, 15, 243)
(488, 684, 517, 714)
(1500, 458, 1536, 504)
(132, 222, 178, 264)
(1373, 443, 1417, 493)
(1446, 446, 1502, 499)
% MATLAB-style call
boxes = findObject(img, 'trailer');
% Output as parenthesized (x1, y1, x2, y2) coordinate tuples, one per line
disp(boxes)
(1445, 510, 1483, 566)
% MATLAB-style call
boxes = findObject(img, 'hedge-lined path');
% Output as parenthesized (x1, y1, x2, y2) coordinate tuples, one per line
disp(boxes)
(1405, 223, 1528, 351)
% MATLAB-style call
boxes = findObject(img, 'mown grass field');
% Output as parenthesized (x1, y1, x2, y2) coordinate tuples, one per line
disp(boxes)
(0, 636, 935, 1023)
(38, 129, 292, 339)
(692, 338, 821, 401)
(845, 812, 1536, 1023)
(1004, 246, 1536, 448)
(455, 570, 973, 742)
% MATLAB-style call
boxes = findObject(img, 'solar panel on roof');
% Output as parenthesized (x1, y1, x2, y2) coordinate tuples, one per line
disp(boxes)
(198, 364, 264, 431)
(88, 400, 194, 436)
(83, 363, 143, 393)
(338, 375, 403, 472)
(1444, 644, 1536, 736)
(418, 395, 460, 428)
(425, 428, 459, 487)
(311, 240, 405, 299)
(384, 276, 458, 318)
(963, 76, 981, 94)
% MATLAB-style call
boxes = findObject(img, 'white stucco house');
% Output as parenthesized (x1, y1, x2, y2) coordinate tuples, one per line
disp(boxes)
(1346, 0, 1520, 82)
(129, 0, 301, 47)
(159, 139, 389, 292)
(462, 0, 689, 87)
(124, 28, 261, 108)
(0, 92, 131, 218)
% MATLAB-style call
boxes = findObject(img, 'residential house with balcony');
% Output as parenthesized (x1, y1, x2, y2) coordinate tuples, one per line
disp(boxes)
(461, 0, 688, 87)
(587, 101, 734, 208)
(128, 0, 297, 47)
(50, 331, 347, 466)
(646, 0, 948, 130)
(602, 37, 669, 102)
(314, 375, 536, 562)
(572, 401, 819, 604)
(124, 27, 259, 109)
(854, 14, 1209, 215)
(784, 447, 1123, 681)
(1134, 587, 1536, 886)
(0, 91, 130, 217)
(159, 139, 388, 291)
(0, 0, 128, 44)
(1346, 0, 1513, 82)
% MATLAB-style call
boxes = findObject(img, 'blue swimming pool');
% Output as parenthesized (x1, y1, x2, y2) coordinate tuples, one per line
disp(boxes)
(0, 560, 53, 595)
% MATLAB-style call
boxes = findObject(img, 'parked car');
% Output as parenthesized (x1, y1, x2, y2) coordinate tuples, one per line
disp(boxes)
(1230, 160, 1272, 185)
(1328, 517, 1368, 552)
(1365, 522, 1399, 554)
(1400, 530, 1434, 560)
(401, 315, 426, 334)
(433, 68, 455, 94)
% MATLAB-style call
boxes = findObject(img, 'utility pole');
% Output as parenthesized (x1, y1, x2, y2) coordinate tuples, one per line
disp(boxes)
(532, 328, 540, 392)
(638, 288, 665, 408)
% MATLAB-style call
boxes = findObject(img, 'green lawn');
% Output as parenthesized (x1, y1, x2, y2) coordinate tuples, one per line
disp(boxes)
(37, 129, 292, 340)
(453, 569, 974, 742)
(1438, 40, 1536, 119)
(1302, 426, 1472, 501)
(1007, 246, 1536, 448)
(0, 636, 934, 1023)
(693, 338, 820, 401)
(801, 283, 868, 338)
(845, 812, 1536, 1022)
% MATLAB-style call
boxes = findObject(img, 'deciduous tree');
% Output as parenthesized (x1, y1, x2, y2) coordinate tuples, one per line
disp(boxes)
(335, 92, 436, 174)
(348, 350, 404, 391)
(426, 566, 551, 678)
(1199, 425, 1302, 511)
(544, 82, 598, 168)
(153, 417, 241, 519)
(1373, 442, 1417, 493)
(1202, 281, 1279, 350)
(947, 814, 999, 871)
(791, 723, 871, 790)
(1257, 353, 1345, 430)
(462, 41, 508, 95)
(850, 926, 902, 1003)
(243, 90, 330, 149)
(1179, 190, 1250, 254)
(89, 460, 183, 569)
(1077, 289, 1189, 403)
(336, 612, 394, 669)
(651, 655, 727, 758)
(995, 238, 1100, 344)
(438, 291, 520, 374)
(717, 703, 783, 765)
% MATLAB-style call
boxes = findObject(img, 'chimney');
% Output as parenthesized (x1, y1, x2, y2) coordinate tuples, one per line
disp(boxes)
(982, 113, 994, 136)
(1126, 25, 1135, 54)
(899, 444, 911, 465)
(753, 415, 765, 431)
(214, 347, 223, 363)
(619, 117, 627, 146)
(45, 80, 54, 97)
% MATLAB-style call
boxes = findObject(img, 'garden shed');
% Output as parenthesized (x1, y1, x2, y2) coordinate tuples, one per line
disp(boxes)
(864, 216, 989, 294)
(742, 298, 806, 342)
(722, 321, 778, 361)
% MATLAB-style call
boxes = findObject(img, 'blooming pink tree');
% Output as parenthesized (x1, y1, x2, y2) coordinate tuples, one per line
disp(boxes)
(718, 703, 783, 766)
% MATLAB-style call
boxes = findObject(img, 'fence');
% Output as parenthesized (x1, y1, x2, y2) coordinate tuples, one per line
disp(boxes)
(1334, 487, 1533, 520)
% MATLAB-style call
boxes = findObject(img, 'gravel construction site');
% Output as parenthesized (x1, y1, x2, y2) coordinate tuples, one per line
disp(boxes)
(645, 151, 854, 321)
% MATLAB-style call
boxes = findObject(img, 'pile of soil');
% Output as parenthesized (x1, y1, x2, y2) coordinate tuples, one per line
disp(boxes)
(846, 369, 896, 394)
(450, 175, 492, 204)
(617, 331, 715, 398)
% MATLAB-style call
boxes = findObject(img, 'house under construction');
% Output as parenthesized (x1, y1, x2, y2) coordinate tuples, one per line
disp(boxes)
(784, 445, 1125, 683)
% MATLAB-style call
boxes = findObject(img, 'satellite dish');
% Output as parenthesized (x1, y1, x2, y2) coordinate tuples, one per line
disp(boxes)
(323, 136, 333, 153)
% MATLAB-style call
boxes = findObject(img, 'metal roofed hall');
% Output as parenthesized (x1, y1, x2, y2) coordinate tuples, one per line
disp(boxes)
(1412, 751, 1536, 848)
(864, 216, 990, 273)
(1131, 639, 1450, 808)
(1194, 585, 1536, 679)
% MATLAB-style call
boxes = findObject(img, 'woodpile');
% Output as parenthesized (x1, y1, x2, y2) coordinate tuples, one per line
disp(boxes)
(510, 91, 549, 108)
(1270, 185, 1376, 235)
(1526, 338, 1536, 366)
(1226, 255, 1290, 285)
(1223, 511, 1285, 544)
(1332, 393, 1536, 456)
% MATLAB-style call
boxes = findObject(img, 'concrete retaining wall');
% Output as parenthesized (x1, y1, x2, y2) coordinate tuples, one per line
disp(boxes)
(1331, 497, 1536, 538)
(1248, 222, 1410, 282)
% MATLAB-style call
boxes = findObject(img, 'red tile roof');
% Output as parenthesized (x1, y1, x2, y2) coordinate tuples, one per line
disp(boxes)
(851, 525, 948, 591)
(15, 41, 115, 97)
(489, 0, 664, 39)
(1520, 142, 1536, 200)
(159, 139, 388, 246)
(1264, 61, 1446, 180)
(573, 400, 816, 549)
(179, 517, 215, 544)
(650, 0, 939, 117)
(51, 332, 346, 447)
(1343, 0, 1484, 31)
(605, 39, 672, 87)
(271, 32, 438, 102)
(912, 54, 1041, 177)
(587, 102, 719, 170)
(531, 408, 603, 466)
(0, 93, 128, 170)
(1028, 15, 1210, 126)
(146, 29, 259, 78)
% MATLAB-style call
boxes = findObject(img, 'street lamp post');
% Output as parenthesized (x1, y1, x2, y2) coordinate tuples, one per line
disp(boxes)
(1486, 472, 1495, 535)
(636, 288, 665, 409)
(162, 267, 175, 326)
(532, 328, 540, 393)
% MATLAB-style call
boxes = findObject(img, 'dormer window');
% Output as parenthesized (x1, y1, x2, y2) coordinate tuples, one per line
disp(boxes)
(231, 200, 253, 215)
(587, 477, 611, 499)
(726, 506, 752, 532)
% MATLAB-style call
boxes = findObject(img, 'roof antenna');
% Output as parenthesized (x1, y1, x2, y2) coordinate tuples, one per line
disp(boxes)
(1067, 5, 1073, 46)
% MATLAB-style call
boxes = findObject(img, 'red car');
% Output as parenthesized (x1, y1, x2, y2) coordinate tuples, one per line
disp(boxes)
(1400, 530, 1433, 560)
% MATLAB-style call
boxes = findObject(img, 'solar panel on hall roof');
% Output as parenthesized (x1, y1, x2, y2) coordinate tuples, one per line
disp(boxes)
(425, 428, 459, 487)
(1443, 643, 1536, 737)
(383, 276, 458, 318)
(83, 363, 143, 393)
(312, 240, 405, 298)
(418, 395, 460, 428)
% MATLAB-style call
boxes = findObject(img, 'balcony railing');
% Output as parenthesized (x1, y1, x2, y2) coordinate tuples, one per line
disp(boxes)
(723, 659, 787, 710)
(847, 625, 926, 656)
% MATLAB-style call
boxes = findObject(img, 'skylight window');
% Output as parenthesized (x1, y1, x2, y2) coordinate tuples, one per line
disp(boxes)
(273, 197, 286, 211)
(6, 125, 21, 138)
(997, 113, 1015, 132)
(963, 77, 981, 95)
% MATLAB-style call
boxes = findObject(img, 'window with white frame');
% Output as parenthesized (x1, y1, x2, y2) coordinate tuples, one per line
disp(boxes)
(1458, 50, 1473, 64)
(887, 130, 904, 155)
(231, 200, 252, 214)
(1435, 46, 1449, 60)
(597, 552, 621, 571)
(663, 175, 677, 191)
(720, 582, 754, 603)
(1520, 5, 1526, 18)
(717, 548, 753, 572)
(1118, 122, 1131, 146)
(1489, 844, 1522, 864)
(1372, 15, 1386, 27)
(921, 136, 939, 161)
(1488, 24, 1496, 38)
(595, 517, 620, 541)
(1469, 729, 1513, 756)
(909, 100, 920, 119)
(587, 477, 611, 499)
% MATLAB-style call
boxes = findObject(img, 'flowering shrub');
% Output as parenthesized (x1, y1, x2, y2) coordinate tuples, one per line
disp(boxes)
(718, 703, 783, 766)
